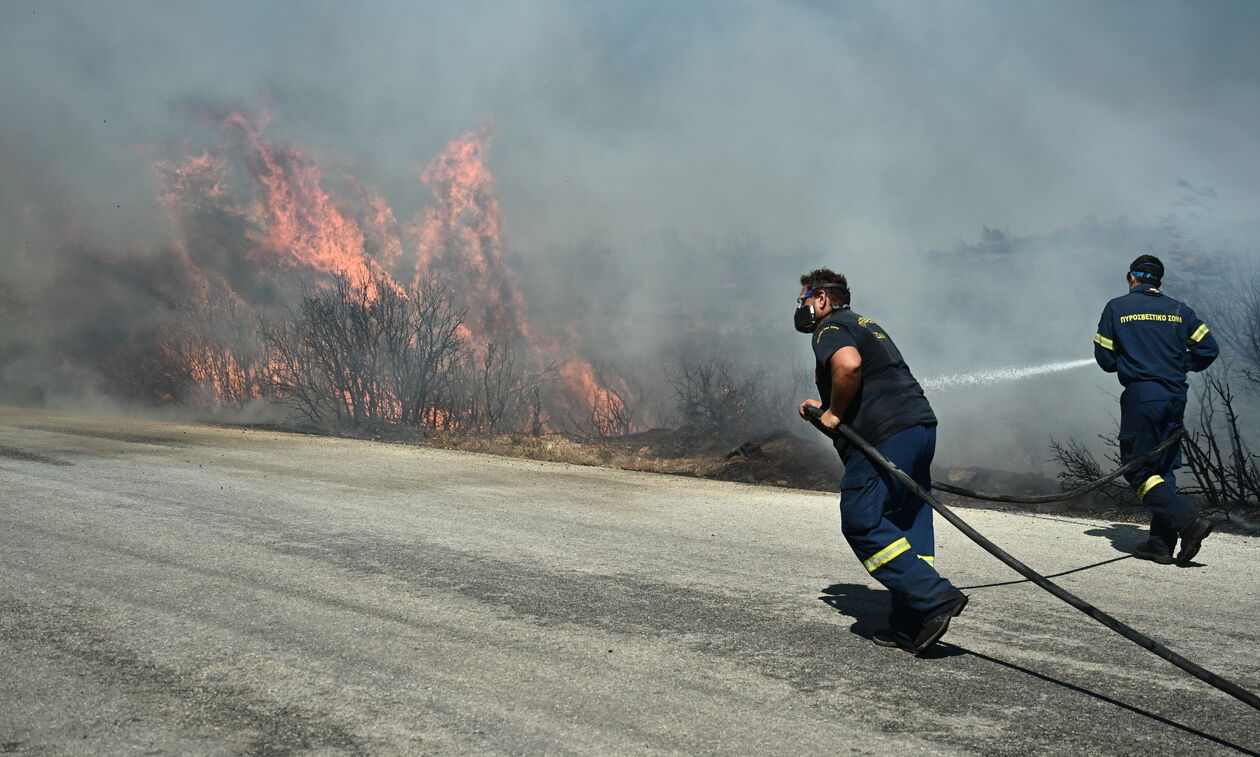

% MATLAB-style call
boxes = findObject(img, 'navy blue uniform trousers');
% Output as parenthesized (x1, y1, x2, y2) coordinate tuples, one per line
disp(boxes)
(839, 424, 960, 634)
(1120, 382, 1198, 552)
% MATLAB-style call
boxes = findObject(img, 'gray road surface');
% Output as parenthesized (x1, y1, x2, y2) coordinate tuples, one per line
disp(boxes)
(1, 406, 1258, 755)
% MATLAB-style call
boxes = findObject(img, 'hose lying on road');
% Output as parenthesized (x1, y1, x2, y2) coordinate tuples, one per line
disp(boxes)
(930, 430, 1183, 504)
(802, 407, 1260, 712)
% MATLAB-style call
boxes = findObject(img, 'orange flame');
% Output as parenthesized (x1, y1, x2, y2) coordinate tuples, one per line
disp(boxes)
(148, 111, 627, 431)
(215, 110, 391, 296)
(413, 130, 627, 431)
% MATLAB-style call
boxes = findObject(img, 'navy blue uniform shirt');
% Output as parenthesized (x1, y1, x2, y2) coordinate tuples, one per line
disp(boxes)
(813, 308, 936, 459)
(1094, 283, 1219, 394)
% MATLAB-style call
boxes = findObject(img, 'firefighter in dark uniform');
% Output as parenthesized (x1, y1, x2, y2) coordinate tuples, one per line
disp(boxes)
(795, 268, 968, 654)
(1094, 254, 1219, 565)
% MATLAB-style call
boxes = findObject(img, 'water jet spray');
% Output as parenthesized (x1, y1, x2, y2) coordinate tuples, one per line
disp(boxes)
(920, 358, 1095, 393)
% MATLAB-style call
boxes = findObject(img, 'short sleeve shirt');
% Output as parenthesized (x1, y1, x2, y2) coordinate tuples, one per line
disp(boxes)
(812, 308, 936, 459)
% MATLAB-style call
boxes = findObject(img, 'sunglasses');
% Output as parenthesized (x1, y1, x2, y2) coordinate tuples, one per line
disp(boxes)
(797, 288, 822, 306)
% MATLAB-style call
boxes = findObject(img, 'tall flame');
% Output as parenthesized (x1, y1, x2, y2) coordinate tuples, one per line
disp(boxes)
(414, 131, 627, 431)
(216, 110, 390, 295)
(415, 130, 525, 339)
(144, 111, 627, 429)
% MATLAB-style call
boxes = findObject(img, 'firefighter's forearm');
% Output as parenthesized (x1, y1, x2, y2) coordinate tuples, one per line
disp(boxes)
(828, 368, 861, 419)
(823, 346, 862, 421)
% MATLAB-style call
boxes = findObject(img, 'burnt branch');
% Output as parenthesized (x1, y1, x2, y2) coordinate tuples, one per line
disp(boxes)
(666, 355, 792, 443)
(1048, 435, 1134, 506)
(262, 271, 466, 431)
(1180, 374, 1260, 520)
(1052, 373, 1258, 520)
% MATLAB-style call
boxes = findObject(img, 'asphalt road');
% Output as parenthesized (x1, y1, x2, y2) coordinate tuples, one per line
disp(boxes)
(1, 406, 1258, 756)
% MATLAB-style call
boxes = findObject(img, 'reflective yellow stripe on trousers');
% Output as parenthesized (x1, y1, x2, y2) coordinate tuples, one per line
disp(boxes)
(1137, 475, 1165, 500)
(863, 537, 910, 572)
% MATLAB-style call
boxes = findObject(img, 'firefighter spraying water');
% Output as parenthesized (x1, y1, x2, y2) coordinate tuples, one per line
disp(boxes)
(1094, 254, 1218, 564)
(796, 261, 1258, 711)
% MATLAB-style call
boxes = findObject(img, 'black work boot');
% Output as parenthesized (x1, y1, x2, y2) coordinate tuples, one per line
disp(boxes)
(1133, 540, 1174, 564)
(1176, 517, 1214, 565)
(911, 594, 969, 654)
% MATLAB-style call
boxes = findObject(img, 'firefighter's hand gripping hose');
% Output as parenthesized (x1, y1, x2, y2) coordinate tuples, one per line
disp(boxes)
(802, 406, 1260, 712)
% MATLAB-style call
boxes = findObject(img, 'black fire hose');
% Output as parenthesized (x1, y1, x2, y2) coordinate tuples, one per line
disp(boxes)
(802, 406, 1260, 712)
(930, 430, 1183, 504)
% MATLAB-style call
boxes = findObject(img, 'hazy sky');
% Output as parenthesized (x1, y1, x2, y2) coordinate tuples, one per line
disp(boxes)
(4, 0, 1259, 258)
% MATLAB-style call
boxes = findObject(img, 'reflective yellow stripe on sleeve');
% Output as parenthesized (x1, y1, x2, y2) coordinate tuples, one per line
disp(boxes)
(863, 537, 910, 572)
(919, 555, 935, 565)
(1137, 475, 1165, 500)
(1094, 333, 1114, 351)
(1189, 324, 1209, 344)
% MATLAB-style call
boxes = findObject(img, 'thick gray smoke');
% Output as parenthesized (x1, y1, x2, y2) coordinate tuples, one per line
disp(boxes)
(2, 1, 1259, 470)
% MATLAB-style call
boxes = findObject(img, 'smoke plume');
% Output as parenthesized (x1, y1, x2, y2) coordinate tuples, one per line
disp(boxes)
(3, 1, 1259, 470)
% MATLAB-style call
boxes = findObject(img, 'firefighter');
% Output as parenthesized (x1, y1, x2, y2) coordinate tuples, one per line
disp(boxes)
(1094, 254, 1219, 565)
(796, 268, 968, 654)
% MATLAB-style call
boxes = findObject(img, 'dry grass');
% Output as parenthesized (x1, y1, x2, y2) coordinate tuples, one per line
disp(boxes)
(421, 428, 843, 491)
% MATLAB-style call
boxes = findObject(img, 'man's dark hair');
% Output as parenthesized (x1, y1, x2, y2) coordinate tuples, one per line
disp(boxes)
(1129, 254, 1164, 285)
(800, 268, 851, 307)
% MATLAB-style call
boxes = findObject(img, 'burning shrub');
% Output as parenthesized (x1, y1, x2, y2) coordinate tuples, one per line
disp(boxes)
(433, 340, 554, 435)
(264, 272, 465, 430)
(0, 109, 631, 436)
(554, 366, 637, 439)
(585, 376, 636, 438)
